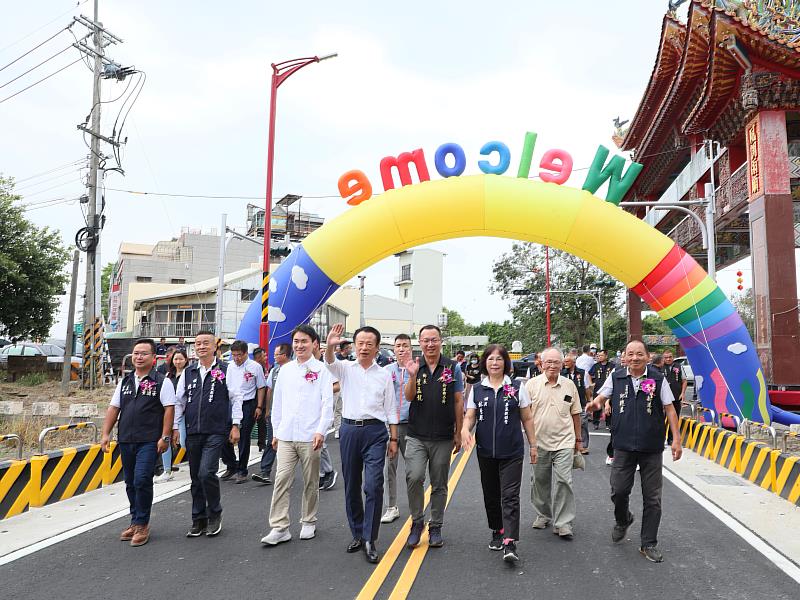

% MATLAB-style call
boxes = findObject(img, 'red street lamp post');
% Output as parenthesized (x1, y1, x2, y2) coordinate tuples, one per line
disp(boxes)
(259, 53, 337, 352)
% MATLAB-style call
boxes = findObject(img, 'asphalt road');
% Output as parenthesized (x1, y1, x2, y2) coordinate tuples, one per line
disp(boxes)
(2, 433, 798, 600)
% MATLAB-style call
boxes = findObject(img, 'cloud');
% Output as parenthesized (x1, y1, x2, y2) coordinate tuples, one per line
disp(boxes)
(268, 306, 286, 323)
(291, 266, 308, 290)
(727, 343, 747, 355)
(695, 375, 703, 391)
(269, 277, 278, 293)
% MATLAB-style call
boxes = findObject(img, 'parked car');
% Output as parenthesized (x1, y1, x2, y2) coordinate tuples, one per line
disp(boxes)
(0, 338, 11, 348)
(0, 343, 83, 366)
(512, 353, 538, 379)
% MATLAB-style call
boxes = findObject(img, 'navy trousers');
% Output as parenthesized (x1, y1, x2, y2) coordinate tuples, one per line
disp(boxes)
(120, 441, 158, 525)
(339, 421, 388, 543)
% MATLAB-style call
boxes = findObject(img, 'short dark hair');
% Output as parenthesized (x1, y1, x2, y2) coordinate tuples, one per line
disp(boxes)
(291, 324, 319, 344)
(133, 338, 157, 354)
(394, 334, 411, 343)
(253, 347, 265, 358)
(582, 344, 590, 353)
(230, 340, 248, 353)
(419, 324, 442, 337)
(160, 337, 166, 342)
(354, 326, 381, 345)
(456, 350, 465, 357)
(195, 330, 215, 339)
(276, 343, 292, 357)
(338, 340, 352, 350)
(597, 348, 608, 355)
(480, 343, 512, 376)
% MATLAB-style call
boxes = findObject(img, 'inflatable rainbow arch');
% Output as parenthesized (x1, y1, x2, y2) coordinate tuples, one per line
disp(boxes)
(237, 175, 799, 426)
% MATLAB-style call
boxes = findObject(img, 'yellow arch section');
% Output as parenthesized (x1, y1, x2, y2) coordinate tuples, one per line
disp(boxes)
(302, 174, 673, 286)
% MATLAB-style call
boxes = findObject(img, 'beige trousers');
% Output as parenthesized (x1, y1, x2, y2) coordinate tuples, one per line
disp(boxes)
(268, 440, 321, 530)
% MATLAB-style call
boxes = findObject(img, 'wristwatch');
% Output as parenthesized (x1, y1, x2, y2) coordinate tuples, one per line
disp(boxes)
(161, 436, 171, 443)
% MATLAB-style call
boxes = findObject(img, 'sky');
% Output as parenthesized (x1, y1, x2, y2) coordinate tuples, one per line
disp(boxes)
(1, 0, 789, 340)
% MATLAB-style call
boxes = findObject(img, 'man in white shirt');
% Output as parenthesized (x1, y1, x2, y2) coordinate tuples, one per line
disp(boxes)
(220, 340, 267, 484)
(101, 338, 176, 547)
(261, 325, 334, 546)
(325, 323, 398, 564)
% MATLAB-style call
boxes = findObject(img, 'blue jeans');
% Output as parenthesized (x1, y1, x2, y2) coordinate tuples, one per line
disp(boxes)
(120, 441, 159, 525)
(186, 433, 226, 520)
(260, 415, 275, 475)
(161, 416, 186, 472)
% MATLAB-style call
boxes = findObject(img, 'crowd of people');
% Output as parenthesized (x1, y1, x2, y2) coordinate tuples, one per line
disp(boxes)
(100, 327, 684, 566)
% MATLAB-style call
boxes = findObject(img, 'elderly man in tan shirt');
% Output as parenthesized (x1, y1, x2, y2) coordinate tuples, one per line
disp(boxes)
(525, 347, 583, 539)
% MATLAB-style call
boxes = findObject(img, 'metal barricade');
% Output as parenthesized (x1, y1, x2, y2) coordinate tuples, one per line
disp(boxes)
(741, 419, 778, 449)
(780, 431, 800, 455)
(715, 411, 741, 432)
(694, 406, 716, 425)
(38, 422, 99, 454)
(0, 433, 23, 461)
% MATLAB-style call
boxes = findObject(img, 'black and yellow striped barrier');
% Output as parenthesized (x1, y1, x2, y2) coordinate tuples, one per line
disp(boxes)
(0, 458, 33, 519)
(29, 444, 105, 508)
(172, 445, 186, 464)
(102, 441, 124, 486)
(679, 417, 800, 506)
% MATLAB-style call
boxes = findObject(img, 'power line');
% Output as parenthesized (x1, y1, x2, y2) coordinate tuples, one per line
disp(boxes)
(0, 1, 88, 56)
(0, 57, 82, 105)
(0, 44, 76, 91)
(0, 25, 70, 74)
(12, 167, 84, 193)
(14, 159, 84, 184)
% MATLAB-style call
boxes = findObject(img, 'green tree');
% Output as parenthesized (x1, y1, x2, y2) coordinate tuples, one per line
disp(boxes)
(0, 176, 70, 340)
(491, 243, 625, 350)
(442, 306, 472, 336)
(731, 288, 754, 340)
(100, 262, 114, 320)
(472, 320, 516, 347)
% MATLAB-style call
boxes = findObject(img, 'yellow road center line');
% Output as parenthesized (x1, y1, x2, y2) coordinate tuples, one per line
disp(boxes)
(388, 445, 474, 600)
(356, 451, 460, 600)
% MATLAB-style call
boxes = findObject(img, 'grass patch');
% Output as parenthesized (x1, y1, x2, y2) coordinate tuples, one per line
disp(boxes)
(17, 373, 49, 387)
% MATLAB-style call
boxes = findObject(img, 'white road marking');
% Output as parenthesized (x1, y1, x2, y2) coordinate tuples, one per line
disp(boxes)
(662, 467, 800, 585)
(0, 456, 261, 566)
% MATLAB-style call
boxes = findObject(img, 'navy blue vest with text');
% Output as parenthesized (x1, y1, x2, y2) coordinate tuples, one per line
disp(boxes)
(407, 357, 457, 441)
(183, 361, 231, 436)
(118, 369, 166, 443)
(609, 365, 666, 453)
(473, 379, 524, 459)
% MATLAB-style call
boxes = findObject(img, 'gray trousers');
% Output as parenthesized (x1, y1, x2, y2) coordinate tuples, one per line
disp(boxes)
(532, 447, 575, 529)
(319, 442, 333, 477)
(581, 411, 590, 449)
(385, 423, 408, 507)
(405, 436, 452, 527)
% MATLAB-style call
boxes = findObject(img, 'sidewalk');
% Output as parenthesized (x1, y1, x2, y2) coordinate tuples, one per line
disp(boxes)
(663, 444, 800, 569)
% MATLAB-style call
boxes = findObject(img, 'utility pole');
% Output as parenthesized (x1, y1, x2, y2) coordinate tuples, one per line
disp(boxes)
(81, 0, 103, 389)
(358, 275, 366, 328)
(215, 214, 227, 338)
(61, 251, 80, 393)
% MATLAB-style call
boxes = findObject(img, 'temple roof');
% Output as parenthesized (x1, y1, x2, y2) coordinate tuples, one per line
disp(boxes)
(622, 0, 800, 197)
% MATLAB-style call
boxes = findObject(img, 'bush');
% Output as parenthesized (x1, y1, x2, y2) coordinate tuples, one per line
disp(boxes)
(17, 372, 48, 386)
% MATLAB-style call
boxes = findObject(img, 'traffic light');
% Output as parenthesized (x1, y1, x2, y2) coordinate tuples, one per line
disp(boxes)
(736, 270, 744, 291)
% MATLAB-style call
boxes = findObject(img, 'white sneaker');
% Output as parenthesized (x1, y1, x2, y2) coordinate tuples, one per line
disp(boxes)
(261, 528, 292, 545)
(381, 506, 400, 523)
(154, 471, 173, 484)
(299, 524, 316, 540)
(605, 456, 614, 466)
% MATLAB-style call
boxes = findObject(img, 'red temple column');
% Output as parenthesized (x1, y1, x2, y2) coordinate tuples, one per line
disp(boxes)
(745, 110, 800, 386)
(627, 289, 642, 343)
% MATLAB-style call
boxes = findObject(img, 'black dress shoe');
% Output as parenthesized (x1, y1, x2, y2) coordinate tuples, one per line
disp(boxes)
(346, 538, 363, 553)
(364, 541, 380, 564)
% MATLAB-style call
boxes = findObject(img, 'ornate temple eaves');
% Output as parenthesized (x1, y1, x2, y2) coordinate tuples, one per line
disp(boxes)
(623, 0, 800, 161)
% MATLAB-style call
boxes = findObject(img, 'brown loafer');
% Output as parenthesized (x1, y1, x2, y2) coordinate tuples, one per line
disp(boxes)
(120, 524, 137, 541)
(130, 524, 150, 547)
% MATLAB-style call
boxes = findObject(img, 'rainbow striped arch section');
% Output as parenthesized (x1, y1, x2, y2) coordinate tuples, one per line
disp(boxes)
(633, 244, 770, 424)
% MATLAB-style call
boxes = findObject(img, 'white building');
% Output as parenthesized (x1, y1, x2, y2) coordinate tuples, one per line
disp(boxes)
(394, 248, 444, 332)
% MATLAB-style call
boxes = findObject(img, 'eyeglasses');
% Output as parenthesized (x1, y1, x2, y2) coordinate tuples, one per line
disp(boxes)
(420, 338, 441, 344)
(132, 352, 153, 357)
(543, 360, 562, 366)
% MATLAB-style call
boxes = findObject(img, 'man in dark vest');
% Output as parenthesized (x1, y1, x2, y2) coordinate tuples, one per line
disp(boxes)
(562, 354, 590, 455)
(661, 350, 687, 445)
(587, 340, 682, 563)
(101, 338, 176, 547)
(401, 325, 464, 548)
(173, 330, 242, 537)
